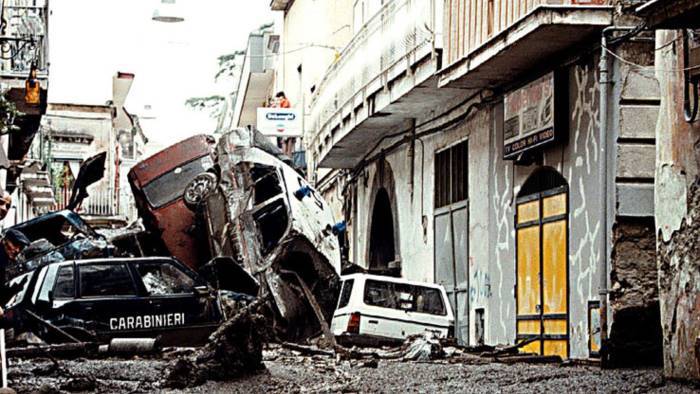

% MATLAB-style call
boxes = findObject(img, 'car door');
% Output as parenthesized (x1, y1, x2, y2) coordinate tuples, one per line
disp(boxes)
(69, 262, 148, 337)
(130, 259, 221, 341)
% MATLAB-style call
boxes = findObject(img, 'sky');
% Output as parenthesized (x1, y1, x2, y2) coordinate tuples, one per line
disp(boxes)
(48, 0, 273, 154)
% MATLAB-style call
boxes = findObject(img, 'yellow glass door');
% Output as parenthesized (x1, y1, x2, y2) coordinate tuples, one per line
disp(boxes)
(515, 187, 568, 358)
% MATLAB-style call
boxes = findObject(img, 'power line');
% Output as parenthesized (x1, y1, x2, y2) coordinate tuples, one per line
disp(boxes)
(603, 45, 700, 73)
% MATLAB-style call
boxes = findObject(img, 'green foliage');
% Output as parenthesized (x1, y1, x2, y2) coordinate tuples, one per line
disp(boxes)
(215, 50, 245, 81)
(185, 95, 226, 118)
(0, 91, 21, 135)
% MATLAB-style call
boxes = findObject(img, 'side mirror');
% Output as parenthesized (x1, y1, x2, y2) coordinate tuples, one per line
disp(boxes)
(193, 285, 209, 296)
(47, 290, 54, 304)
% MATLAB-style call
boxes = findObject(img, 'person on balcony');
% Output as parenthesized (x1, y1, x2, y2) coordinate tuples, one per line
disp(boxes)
(24, 65, 41, 106)
(275, 91, 291, 108)
(274, 92, 295, 156)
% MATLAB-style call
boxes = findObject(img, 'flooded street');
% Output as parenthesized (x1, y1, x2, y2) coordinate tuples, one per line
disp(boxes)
(8, 346, 698, 393)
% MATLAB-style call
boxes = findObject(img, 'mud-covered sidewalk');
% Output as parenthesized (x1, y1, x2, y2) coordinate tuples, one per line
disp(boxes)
(7, 345, 699, 393)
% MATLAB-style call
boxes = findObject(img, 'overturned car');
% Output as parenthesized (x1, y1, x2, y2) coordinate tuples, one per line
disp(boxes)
(175, 128, 342, 341)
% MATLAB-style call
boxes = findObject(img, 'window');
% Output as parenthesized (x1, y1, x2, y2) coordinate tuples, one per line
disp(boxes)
(363, 279, 446, 316)
(251, 165, 282, 205)
(337, 279, 354, 309)
(254, 199, 289, 255)
(434, 140, 468, 208)
(53, 266, 75, 298)
(135, 262, 196, 296)
(142, 156, 210, 208)
(79, 264, 136, 297)
(38, 264, 59, 302)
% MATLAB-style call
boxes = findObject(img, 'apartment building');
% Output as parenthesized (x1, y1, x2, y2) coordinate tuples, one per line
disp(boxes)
(306, 0, 661, 365)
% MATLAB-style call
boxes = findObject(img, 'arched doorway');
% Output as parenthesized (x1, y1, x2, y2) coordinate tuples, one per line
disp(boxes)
(515, 167, 569, 359)
(368, 188, 395, 269)
(366, 160, 400, 273)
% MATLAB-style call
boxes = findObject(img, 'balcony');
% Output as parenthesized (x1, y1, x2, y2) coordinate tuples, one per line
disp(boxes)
(636, 0, 700, 29)
(0, 1, 49, 81)
(439, 1, 612, 89)
(308, 0, 470, 169)
(232, 29, 278, 129)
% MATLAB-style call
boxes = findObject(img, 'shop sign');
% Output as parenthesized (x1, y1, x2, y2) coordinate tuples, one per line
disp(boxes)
(503, 72, 561, 159)
(257, 107, 303, 137)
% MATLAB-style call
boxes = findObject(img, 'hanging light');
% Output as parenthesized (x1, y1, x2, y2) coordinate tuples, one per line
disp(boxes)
(152, 0, 185, 23)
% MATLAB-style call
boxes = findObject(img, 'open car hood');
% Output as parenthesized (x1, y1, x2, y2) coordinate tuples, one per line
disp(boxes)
(66, 152, 107, 211)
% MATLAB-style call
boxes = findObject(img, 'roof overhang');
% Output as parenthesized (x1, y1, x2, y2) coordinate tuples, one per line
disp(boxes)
(438, 6, 613, 89)
(237, 70, 274, 128)
(636, 0, 700, 29)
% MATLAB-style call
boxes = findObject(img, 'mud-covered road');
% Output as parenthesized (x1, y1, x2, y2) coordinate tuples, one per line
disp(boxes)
(9, 346, 699, 393)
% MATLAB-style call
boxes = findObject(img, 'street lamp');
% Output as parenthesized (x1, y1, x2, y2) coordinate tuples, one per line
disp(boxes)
(152, 0, 185, 23)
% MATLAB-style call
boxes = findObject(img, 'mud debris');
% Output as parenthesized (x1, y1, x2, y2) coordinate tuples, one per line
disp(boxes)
(162, 299, 269, 389)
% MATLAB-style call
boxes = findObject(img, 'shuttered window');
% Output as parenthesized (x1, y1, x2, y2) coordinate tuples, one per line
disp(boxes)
(435, 140, 468, 209)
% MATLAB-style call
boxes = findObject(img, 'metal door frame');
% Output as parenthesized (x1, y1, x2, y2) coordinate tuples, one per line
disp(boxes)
(434, 199, 469, 345)
(514, 185, 569, 357)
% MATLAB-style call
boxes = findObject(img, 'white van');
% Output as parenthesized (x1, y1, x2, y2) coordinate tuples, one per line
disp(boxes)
(331, 273, 454, 345)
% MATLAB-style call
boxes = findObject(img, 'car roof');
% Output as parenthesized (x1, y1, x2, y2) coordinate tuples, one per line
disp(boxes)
(10, 209, 98, 238)
(28, 256, 182, 273)
(340, 273, 446, 290)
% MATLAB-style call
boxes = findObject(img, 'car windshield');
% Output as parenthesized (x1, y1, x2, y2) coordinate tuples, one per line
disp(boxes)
(135, 262, 196, 295)
(142, 156, 210, 208)
(363, 279, 447, 316)
(5, 272, 33, 309)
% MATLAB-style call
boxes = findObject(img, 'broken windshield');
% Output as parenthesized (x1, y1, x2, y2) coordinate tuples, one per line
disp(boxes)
(135, 262, 196, 295)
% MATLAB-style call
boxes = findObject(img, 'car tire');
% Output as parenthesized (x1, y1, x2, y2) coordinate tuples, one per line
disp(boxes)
(184, 172, 218, 211)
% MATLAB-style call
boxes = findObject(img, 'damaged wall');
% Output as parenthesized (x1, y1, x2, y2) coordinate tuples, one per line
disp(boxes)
(605, 40, 662, 367)
(654, 29, 700, 381)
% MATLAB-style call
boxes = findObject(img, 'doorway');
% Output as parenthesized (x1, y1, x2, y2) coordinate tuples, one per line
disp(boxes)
(433, 140, 469, 344)
(515, 167, 569, 358)
(369, 187, 396, 269)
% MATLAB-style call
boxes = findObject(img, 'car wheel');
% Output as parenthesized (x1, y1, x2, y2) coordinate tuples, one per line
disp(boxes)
(184, 172, 218, 211)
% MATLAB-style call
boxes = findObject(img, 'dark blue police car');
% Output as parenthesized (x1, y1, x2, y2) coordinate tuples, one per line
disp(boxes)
(5, 257, 225, 346)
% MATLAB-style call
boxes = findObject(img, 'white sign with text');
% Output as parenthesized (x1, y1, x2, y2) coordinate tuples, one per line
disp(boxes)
(257, 107, 303, 137)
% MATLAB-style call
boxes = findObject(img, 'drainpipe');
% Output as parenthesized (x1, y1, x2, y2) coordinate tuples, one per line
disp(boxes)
(408, 118, 416, 198)
(598, 26, 635, 356)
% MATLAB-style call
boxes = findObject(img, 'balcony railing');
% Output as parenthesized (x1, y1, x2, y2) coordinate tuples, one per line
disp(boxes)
(55, 186, 120, 217)
(444, 0, 608, 66)
(0, 0, 49, 78)
(308, 0, 436, 142)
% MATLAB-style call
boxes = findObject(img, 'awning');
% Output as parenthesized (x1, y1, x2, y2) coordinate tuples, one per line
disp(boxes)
(438, 6, 613, 90)
(636, 0, 700, 29)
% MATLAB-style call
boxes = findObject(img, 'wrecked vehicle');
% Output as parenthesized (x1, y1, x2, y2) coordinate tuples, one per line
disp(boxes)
(128, 134, 216, 269)
(7, 152, 146, 275)
(10, 210, 112, 275)
(5, 257, 224, 346)
(331, 274, 454, 346)
(185, 128, 342, 341)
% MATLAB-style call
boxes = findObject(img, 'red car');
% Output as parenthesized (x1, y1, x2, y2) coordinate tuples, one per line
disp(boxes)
(128, 135, 216, 269)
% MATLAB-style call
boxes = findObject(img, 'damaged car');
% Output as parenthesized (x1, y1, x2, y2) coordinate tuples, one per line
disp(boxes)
(185, 128, 342, 341)
(128, 134, 217, 269)
(331, 274, 454, 346)
(5, 257, 225, 346)
(8, 152, 149, 275)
